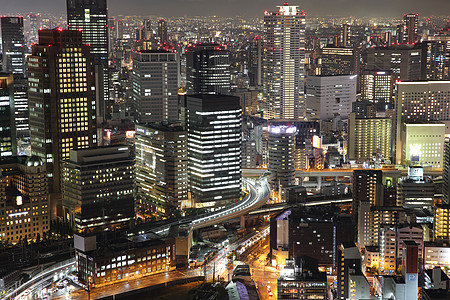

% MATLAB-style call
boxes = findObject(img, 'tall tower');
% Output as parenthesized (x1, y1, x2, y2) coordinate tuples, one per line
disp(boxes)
(1, 17, 25, 75)
(186, 44, 231, 95)
(158, 19, 168, 44)
(263, 3, 306, 120)
(0, 74, 16, 157)
(186, 94, 242, 208)
(67, 0, 110, 120)
(132, 50, 179, 123)
(1, 17, 29, 141)
(28, 29, 97, 216)
(403, 13, 418, 44)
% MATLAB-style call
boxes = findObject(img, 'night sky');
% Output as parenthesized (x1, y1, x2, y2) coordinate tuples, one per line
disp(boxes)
(3, 0, 450, 17)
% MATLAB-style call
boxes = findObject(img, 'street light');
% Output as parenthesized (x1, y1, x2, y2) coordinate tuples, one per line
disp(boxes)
(87, 275, 92, 300)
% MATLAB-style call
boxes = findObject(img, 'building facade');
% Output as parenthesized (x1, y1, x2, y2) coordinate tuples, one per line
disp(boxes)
(263, 3, 306, 120)
(132, 50, 179, 124)
(67, 0, 110, 120)
(185, 95, 242, 208)
(0, 74, 16, 157)
(28, 29, 97, 215)
(62, 146, 134, 233)
(135, 123, 187, 217)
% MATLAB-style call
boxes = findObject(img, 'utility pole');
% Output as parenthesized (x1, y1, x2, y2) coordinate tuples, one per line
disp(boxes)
(213, 262, 215, 283)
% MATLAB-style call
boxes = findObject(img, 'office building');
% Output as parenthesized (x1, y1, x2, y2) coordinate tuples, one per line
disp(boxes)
(231, 88, 260, 116)
(306, 75, 357, 121)
(435, 205, 450, 241)
(424, 242, 450, 270)
(397, 167, 435, 209)
(0, 74, 16, 157)
(1, 18, 29, 141)
(394, 81, 450, 163)
(75, 232, 175, 286)
(351, 100, 376, 118)
(403, 13, 419, 44)
(268, 121, 297, 194)
(398, 123, 445, 168)
(185, 95, 241, 208)
(67, 0, 110, 120)
(360, 70, 394, 108)
(1, 17, 25, 75)
(321, 47, 359, 76)
(422, 37, 450, 81)
(263, 3, 306, 120)
(367, 46, 423, 81)
(62, 146, 134, 233)
(0, 156, 49, 243)
(132, 50, 179, 124)
(185, 44, 231, 95)
(158, 19, 168, 44)
(28, 29, 97, 213)
(348, 113, 391, 162)
(277, 257, 327, 300)
(135, 123, 187, 217)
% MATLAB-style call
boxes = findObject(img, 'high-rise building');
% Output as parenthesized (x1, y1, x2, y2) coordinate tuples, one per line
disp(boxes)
(422, 37, 450, 81)
(158, 19, 168, 44)
(268, 121, 297, 193)
(1, 17, 25, 75)
(444, 142, 450, 204)
(1, 17, 29, 141)
(347, 113, 391, 162)
(403, 13, 419, 44)
(67, 0, 110, 120)
(435, 204, 450, 241)
(305, 75, 357, 120)
(340, 23, 351, 47)
(185, 94, 241, 208)
(248, 36, 262, 87)
(352, 170, 383, 221)
(0, 156, 49, 243)
(367, 46, 423, 81)
(132, 50, 179, 124)
(0, 74, 16, 157)
(321, 47, 360, 76)
(28, 29, 97, 214)
(135, 123, 188, 217)
(351, 100, 377, 118)
(62, 146, 134, 232)
(263, 3, 306, 120)
(360, 70, 394, 108)
(185, 44, 231, 95)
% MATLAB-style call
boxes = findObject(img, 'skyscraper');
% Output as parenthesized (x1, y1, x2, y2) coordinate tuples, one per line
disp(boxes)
(263, 3, 306, 120)
(0, 74, 16, 157)
(360, 70, 394, 108)
(422, 37, 450, 81)
(320, 47, 360, 76)
(158, 19, 168, 44)
(135, 123, 187, 217)
(67, 0, 110, 120)
(403, 13, 418, 44)
(1, 17, 25, 75)
(132, 50, 179, 123)
(62, 146, 134, 232)
(28, 29, 97, 214)
(186, 44, 231, 95)
(1, 17, 29, 141)
(185, 94, 242, 208)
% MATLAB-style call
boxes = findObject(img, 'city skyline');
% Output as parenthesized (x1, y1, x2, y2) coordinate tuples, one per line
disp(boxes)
(3, 0, 450, 18)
